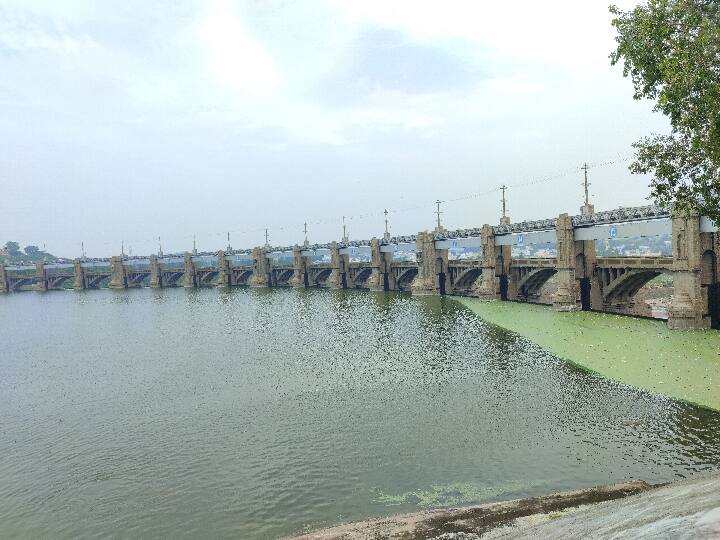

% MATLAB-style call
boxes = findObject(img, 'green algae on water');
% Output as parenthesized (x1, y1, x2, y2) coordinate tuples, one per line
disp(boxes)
(372, 481, 529, 508)
(456, 298, 720, 411)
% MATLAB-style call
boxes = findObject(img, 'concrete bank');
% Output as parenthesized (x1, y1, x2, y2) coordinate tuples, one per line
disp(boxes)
(287, 480, 651, 539)
(456, 298, 720, 411)
(288, 473, 720, 539)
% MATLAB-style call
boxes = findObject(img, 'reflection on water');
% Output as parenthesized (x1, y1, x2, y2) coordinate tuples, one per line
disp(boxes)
(0, 287, 719, 539)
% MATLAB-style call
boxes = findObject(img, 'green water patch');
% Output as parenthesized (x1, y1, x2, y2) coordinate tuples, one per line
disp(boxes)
(372, 481, 528, 508)
(456, 298, 720, 411)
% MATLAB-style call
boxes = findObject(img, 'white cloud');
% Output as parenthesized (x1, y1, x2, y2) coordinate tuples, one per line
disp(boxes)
(197, 1, 280, 96)
(333, 0, 643, 67)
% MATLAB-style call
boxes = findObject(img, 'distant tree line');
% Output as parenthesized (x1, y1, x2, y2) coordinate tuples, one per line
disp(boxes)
(1, 241, 58, 264)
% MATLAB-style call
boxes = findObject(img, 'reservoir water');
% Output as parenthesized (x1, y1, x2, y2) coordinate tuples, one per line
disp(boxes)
(1, 287, 719, 539)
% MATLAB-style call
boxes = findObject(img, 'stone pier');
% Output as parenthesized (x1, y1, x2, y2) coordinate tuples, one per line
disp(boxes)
(290, 246, 307, 288)
(249, 247, 271, 288)
(0, 264, 7, 292)
(183, 253, 196, 288)
(411, 231, 448, 295)
(35, 262, 48, 291)
(74, 259, 86, 290)
(216, 251, 231, 288)
(476, 224, 510, 300)
(669, 213, 707, 329)
(368, 239, 388, 291)
(149, 255, 161, 288)
(552, 213, 579, 310)
(109, 256, 127, 289)
(327, 241, 346, 289)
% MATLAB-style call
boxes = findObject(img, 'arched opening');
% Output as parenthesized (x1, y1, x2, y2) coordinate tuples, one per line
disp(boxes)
(517, 268, 557, 303)
(575, 253, 591, 310)
(198, 271, 218, 286)
(351, 268, 372, 288)
(495, 255, 508, 300)
(274, 269, 294, 287)
(701, 250, 717, 285)
(575, 253, 587, 278)
(495, 255, 505, 277)
(453, 268, 482, 292)
(235, 270, 253, 286)
(164, 272, 183, 287)
(312, 268, 332, 287)
(436, 257, 446, 295)
(603, 270, 671, 319)
(701, 250, 719, 329)
(396, 268, 418, 290)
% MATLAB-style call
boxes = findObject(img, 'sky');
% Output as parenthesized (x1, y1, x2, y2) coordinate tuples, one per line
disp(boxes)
(0, 0, 666, 257)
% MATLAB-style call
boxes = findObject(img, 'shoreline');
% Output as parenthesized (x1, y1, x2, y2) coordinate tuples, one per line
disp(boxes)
(455, 298, 720, 411)
(288, 473, 720, 539)
(286, 480, 653, 539)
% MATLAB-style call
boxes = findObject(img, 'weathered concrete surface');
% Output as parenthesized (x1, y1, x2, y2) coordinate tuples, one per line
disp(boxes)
(286, 480, 651, 540)
(484, 472, 720, 539)
(290, 473, 720, 539)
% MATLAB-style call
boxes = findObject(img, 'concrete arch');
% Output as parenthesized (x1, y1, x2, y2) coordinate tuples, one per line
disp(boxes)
(701, 250, 717, 285)
(274, 269, 294, 286)
(127, 273, 149, 286)
(198, 271, 218, 286)
(350, 268, 372, 287)
(235, 269, 253, 286)
(86, 274, 110, 288)
(517, 268, 557, 299)
(9, 277, 34, 291)
(454, 268, 483, 290)
(396, 268, 418, 290)
(163, 271, 184, 286)
(48, 275, 73, 289)
(310, 268, 332, 287)
(602, 269, 664, 304)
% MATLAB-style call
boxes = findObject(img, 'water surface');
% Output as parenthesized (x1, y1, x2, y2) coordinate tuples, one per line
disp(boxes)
(1, 287, 719, 539)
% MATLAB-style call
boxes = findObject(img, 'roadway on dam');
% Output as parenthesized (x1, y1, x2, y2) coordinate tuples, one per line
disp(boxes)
(1, 287, 718, 539)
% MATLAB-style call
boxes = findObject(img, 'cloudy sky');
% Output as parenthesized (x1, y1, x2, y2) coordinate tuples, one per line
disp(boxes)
(0, 0, 664, 256)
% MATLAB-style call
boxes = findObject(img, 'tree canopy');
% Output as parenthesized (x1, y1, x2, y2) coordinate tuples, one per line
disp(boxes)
(3, 241, 21, 257)
(610, 0, 720, 222)
(1, 241, 57, 263)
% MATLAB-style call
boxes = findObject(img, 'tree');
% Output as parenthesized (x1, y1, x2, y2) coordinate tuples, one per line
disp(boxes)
(610, 0, 720, 222)
(24, 245, 40, 255)
(3, 241, 21, 256)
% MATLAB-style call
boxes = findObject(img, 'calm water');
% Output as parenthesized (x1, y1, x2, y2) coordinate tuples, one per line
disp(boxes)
(1, 287, 719, 539)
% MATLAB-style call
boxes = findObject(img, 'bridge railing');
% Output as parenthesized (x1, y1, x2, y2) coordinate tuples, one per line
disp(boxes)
(228, 254, 253, 266)
(44, 264, 75, 274)
(191, 256, 217, 270)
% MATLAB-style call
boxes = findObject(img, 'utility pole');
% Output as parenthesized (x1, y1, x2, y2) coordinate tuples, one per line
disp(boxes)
(383, 209, 391, 242)
(81, 241, 86, 260)
(500, 185, 510, 225)
(192, 235, 197, 255)
(158, 236, 163, 257)
(342, 216, 349, 243)
(580, 162, 594, 215)
(227, 231, 232, 252)
(303, 222, 309, 247)
(435, 200, 444, 232)
(264, 228, 270, 247)
(121, 240, 125, 258)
